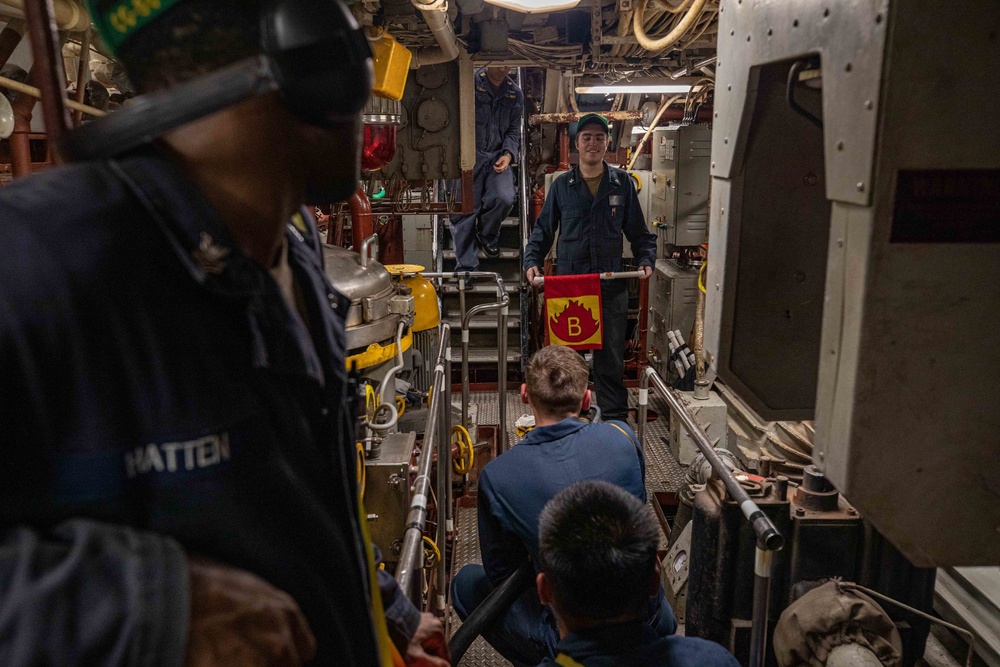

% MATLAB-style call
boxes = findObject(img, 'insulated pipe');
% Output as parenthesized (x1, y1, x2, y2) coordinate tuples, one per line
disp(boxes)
(632, 0, 709, 54)
(557, 125, 570, 171)
(396, 324, 450, 602)
(0, 18, 25, 67)
(408, 0, 459, 69)
(531, 270, 645, 285)
(0, 0, 89, 32)
(349, 187, 374, 253)
(24, 0, 72, 155)
(0, 74, 105, 117)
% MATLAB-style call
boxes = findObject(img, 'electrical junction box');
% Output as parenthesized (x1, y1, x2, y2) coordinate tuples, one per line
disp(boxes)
(364, 431, 415, 564)
(647, 259, 699, 379)
(650, 125, 712, 252)
(668, 390, 727, 465)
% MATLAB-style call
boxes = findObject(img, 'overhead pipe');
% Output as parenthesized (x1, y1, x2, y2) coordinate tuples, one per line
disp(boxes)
(24, 0, 72, 159)
(0, 0, 89, 32)
(348, 187, 374, 252)
(408, 0, 459, 69)
(0, 75, 105, 117)
(632, 0, 709, 54)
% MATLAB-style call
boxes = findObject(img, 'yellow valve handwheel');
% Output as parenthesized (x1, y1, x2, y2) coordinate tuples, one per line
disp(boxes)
(356, 441, 366, 501)
(422, 535, 441, 569)
(451, 425, 475, 475)
(365, 384, 377, 422)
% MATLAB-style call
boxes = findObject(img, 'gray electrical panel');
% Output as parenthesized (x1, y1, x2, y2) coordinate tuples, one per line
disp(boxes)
(647, 259, 699, 379)
(364, 431, 415, 564)
(650, 124, 712, 252)
(402, 215, 434, 269)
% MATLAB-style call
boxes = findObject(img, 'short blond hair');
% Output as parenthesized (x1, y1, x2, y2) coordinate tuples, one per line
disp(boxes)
(526, 346, 589, 417)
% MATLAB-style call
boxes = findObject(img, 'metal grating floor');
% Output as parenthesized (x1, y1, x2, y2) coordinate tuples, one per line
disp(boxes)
(452, 389, 687, 665)
(450, 504, 513, 667)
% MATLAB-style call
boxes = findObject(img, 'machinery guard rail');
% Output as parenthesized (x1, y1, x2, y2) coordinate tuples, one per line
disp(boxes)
(396, 323, 451, 603)
(637, 366, 783, 667)
(420, 272, 510, 454)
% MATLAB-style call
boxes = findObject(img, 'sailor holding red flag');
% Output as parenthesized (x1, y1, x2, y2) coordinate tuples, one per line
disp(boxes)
(524, 113, 657, 421)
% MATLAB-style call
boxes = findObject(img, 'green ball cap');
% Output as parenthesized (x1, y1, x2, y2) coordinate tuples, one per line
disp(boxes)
(87, 0, 184, 55)
(577, 112, 609, 134)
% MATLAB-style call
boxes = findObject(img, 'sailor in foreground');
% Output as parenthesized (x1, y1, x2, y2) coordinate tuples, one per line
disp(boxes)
(536, 480, 741, 667)
(524, 113, 656, 422)
(0, 1, 443, 665)
(451, 345, 676, 666)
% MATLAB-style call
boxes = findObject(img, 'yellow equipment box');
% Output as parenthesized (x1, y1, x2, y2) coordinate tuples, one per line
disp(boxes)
(371, 33, 412, 101)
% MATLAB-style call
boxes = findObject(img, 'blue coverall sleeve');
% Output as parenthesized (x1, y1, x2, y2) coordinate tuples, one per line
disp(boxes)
(477, 472, 530, 587)
(0, 520, 189, 666)
(501, 90, 523, 160)
(524, 182, 560, 271)
(622, 177, 657, 267)
(375, 547, 422, 654)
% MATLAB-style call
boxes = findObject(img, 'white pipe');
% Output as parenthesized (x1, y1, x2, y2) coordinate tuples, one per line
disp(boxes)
(408, 0, 459, 68)
(0, 75, 105, 117)
(0, 0, 89, 32)
(632, 0, 708, 54)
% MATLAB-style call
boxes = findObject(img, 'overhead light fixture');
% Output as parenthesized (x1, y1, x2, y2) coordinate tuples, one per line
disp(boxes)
(575, 84, 692, 95)
(484, 0, 581, 13)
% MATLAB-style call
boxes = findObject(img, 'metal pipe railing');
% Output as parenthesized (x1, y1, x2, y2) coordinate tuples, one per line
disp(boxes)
(396, 323, 451, 603)
(637, 366, 783, 667)
(418, 271, 510, 451)
(530, 270, 645, 285)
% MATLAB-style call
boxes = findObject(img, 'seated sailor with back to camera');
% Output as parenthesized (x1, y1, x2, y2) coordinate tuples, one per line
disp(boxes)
(451, 345, 677, 666)
(536, 480, 741, 667)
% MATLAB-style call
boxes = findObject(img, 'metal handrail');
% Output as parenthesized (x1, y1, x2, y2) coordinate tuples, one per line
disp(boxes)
(419, 272, 511, 453)
(396, 323, 451, 603)
(530, 270, 646, 285)
(637, 366, 782, 667)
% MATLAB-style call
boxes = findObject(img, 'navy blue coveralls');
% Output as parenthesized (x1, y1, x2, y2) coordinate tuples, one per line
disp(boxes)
(0, 151, 417, 665)
(524, 163, 657, 421)
(450, 68, 523, 270)
(451, 418, 676, 666)
(537, 620, 741, 667)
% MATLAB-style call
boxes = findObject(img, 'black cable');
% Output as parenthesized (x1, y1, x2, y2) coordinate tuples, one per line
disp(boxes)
(786, 58, 823, 129)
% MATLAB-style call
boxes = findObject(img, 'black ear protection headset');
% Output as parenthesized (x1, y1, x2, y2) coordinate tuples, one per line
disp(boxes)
(61, 0, 373, 161)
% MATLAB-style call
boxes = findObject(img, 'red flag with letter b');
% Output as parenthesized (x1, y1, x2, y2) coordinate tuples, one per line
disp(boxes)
(545, 274, 603, 350)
